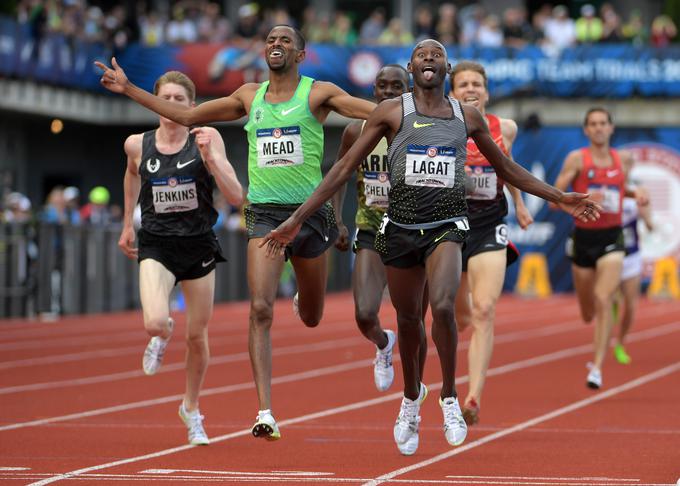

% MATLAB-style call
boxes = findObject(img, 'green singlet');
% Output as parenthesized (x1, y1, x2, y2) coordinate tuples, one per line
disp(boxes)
(244, 76, 324, 204)
(355, 121, 390, 231)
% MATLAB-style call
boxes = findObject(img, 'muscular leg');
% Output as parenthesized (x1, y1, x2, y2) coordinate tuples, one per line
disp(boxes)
(592, 252, 624, 370)
(572, 264, 596, 323)
(247, 239, 285, 411)
(419, 284, 429, 383)
(180, 271, 215, 412)
(353, 248, 389, 348)
(291, 252, 329, 328)
(462, 249, 506, 406)
(386, 265, 427, 401)
(425, 241, 463, 400)
(139, 259, 175, 338)
(454, 273, 472, 333)
(618, 274, 641, 346)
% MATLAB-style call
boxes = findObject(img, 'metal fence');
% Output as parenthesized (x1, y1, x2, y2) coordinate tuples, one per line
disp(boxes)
(0, 223, 353, 319)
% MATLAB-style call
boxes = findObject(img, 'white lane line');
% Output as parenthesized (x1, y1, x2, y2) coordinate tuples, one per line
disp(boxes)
(363, 362, 680, 486)
(4, 321, 679, 433)
(445, 476, 639, 482)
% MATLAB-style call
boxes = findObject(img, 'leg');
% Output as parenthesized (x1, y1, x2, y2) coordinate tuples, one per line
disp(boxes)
(247, 239, 285, 412)
(454, 272, 472, 333)
(418, 283, 429, 383)
(180, 271, 215, 412)
(290, 252, 328, 327)
(353, 248, 389, 347)
(572, 264, 596, 323)
(464, 249, 506, 407)
(618, 274, 640, 346)
(139, 259, 175, 338)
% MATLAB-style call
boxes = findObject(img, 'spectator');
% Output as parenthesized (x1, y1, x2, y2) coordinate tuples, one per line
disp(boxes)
(502, 7, 536, 48)
(196, 2, 231, 43)
(331, 11, 357, 46)
(575, 4, 603, 44)
(543, 5, 576, 55)
(359, 7, 386, 45)
(234, 2, 261, 41)
(42, 186, 78, 225)
(378, 17, 414, 46)
(476, 14, 504, 47)
(63, 186, 81, 225)
(140, 11, 166, 46)
(600, 3, 623, 42)
(650, 14, 677, 47)
(3, 192, 32, 223)
(435, 3, 460, 45)
(80, 186, 111, 225)
(414, 5, 436, 42)
(165, 4, 197, 44)
(460, 3, 486, 46)
(306, 11, 333, 44)
(621, 9, 648, 46)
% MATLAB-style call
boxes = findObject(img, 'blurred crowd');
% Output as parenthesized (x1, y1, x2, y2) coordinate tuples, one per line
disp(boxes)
(13, 0, 678, 55)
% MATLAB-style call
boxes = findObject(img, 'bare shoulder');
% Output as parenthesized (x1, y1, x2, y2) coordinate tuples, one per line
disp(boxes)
(563, 148, 584, 170)
(618, 148, 635, 167)
(499, 117, 518, 141)
(232, 82, 261, 100)
(124, 133, 144, 157)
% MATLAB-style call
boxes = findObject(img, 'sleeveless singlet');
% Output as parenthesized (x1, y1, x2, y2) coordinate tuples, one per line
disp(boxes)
(138, 130, 216, 236)
(622, 197, 639, 254)
(572, 147, 625, 229)
(356, 121, 390, 231)
(465, 113, 509, 226)
(386, 93, 468, 229)
(244, 75, 324, 205)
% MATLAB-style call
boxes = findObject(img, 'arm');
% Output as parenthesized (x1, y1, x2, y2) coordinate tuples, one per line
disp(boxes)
(500, 117, 533, 229)
(620, 150, 650, 205)
(190, 127, 243, 206)
(638, 195, 654, 232)
(332, 121, 362, 251)
(314, 81, 377, 120)
(95, 58, 250, 125)
(119, 134, 143, 259)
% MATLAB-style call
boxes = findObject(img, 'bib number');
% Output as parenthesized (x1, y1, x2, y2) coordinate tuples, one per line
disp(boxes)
(363, 171, 390, 208)
(152, 177, 198, 214)
(256, 126, 304, 168)
(588, 184, 620, 214)
(405, 145, 456, 188)
(466, 165, 497, 200)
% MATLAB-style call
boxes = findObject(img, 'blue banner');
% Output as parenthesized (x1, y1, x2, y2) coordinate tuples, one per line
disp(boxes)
(2, 16, 680, 98)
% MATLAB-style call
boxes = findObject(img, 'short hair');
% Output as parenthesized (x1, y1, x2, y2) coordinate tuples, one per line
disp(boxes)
(450, 60, 488, 88)
(379, 64, 410, 83)
(270, 24, 306, 50)
(153, 71, 196, 102)
(584, 107, 613, 125)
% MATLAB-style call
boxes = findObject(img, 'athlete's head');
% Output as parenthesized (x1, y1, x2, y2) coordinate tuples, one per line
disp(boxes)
(583, 107, 614, 145)
(265, 25, 306, 72)
(408, 39, 450, 89)
(450, 61, 489, 112)
(154, 71, 195, 105)
(373, 64, 409, 103)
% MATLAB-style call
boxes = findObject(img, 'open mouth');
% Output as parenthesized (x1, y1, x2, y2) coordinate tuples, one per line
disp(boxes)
(422, 66, 436, 81)
(269, 48, 284, 60)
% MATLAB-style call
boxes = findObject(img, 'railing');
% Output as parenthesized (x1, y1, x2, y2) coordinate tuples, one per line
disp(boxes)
(0, 223, 352, 319)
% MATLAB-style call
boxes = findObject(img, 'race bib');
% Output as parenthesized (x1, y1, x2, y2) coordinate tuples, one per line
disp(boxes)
(588, 184, 620, 213)
(363, 171, 390, 208)
(405, 145, 456, 188)
(152, 176, 198, 213)
(466, 165, 497, 200)
(256, 126, 304, 168)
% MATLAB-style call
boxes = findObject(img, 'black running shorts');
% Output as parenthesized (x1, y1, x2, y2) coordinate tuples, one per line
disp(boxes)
(137, 229, 226, 284)
(352, 228, 378, 253)
(461, 221, 519, 272)
(567, 226, 625, 268)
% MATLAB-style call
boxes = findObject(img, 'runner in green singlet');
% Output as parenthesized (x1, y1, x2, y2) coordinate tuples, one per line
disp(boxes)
(96, 25, 375, 441)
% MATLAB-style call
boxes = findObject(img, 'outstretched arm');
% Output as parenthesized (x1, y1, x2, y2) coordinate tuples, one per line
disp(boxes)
(95, 58, 250, 126)
(332, 121, 362, 251)
(314, 81, 377, 120)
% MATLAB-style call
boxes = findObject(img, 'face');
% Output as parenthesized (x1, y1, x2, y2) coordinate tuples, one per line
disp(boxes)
(157, 82, 192, 106)
(373, 67, 409, 103)
(408, 40, 449, 89)
(583, 111, 614, 145)
(265, 26, 304, 71)
(450, 70, 488, 111)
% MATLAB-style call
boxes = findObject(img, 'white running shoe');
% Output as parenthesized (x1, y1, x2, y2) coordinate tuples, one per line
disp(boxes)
(178, 403, 210, 445)
(586, 363, 602, 389)
(252, 409, 281, 441)
(374, 329, 396, 391)
(418, 382, 428, 405)
(142, 317, 174, 375)
(393, 395, 421, 455)
(292, 293, 299, 318)
(439, 396, 467, 446)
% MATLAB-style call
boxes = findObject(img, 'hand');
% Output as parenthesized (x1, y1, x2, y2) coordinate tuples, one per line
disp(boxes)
(334, 223, 350, 251)
(556, 192, 602, 223)
(258, 217, 302, 258)
(634, 186, 650, 207)
(190, 127, 216, 166)
(94, 57, 129, 94)
(118, 225, 138, 259)
(514, 202, 534, 230)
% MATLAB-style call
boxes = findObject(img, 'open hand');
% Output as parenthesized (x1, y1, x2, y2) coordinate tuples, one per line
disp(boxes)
(94, 57, 129, 94)
(258, 217, 302, 258)
(556, 192, 602, 223)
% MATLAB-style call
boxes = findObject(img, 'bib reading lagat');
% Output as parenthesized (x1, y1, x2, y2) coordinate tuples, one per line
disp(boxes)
(405, 145, 456, 188)
(152, 176, 198, 213)
(256, 126, 304, 168)
(467, 165, 497, 200)
(363, 171, 390, 208)
(588, 184, 620, 213)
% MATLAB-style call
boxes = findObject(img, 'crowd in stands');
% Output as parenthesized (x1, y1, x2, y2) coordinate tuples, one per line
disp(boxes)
(13, 0, 678, 55)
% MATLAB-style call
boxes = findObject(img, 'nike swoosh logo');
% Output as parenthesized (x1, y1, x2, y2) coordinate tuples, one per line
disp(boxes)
(606, 170, 619, 177)
(434, 229, 451, 243)
(281, 105, 301, 116)
(201, 258, 215, 267)
(413, 121, 434, 128)
(177, 159, 196, 169)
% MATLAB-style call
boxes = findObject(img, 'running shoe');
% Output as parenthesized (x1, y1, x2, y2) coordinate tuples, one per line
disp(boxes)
(418, 382, 428, 405)
(292, 292, 299, 318)
(614, 344, 631, 365)
(374, 329, 396, 391)
(142, 317, 174, 375)
(586, 362, 602, 389)
(462, 397, 480, 426)
(178, 403, 210, 445)
(393, 395, 421, 455)
(252, 409, 281, 441)
(439, 396, 468, 446)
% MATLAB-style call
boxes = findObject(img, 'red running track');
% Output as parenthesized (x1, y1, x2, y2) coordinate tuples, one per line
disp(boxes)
(0, 293, 678, 485)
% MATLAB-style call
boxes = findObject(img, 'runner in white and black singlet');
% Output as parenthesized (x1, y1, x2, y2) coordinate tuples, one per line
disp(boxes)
(260, 39, 601, 456)
(118, 71, 243, 446)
